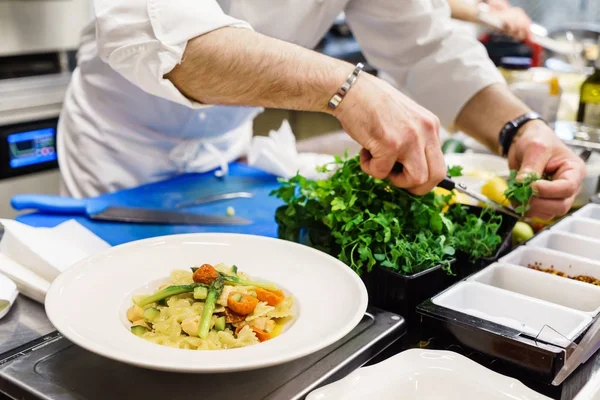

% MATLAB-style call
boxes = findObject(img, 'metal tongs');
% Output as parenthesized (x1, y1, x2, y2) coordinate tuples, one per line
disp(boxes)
(392, 163, 521, 219)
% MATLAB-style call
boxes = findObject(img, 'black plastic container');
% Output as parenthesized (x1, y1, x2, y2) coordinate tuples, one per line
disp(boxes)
(361, 261, 456, 327)
(275, 204, 515, 325)
(451, 205, 518, 280)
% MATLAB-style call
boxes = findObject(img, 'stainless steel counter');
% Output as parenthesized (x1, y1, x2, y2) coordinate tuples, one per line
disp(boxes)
(0, 296, 404, 400)
(1, 286, 599, 399)
(0, 297, 54, 356)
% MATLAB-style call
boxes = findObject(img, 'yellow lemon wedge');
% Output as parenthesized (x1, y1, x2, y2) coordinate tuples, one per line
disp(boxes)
(433, 187, 453, 213)
(433, 187, 473, 213)
(481, 176, 510, 207)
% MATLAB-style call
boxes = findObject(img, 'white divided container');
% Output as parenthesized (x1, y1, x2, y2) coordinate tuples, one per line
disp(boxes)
(432, 281, 591, 346)
(573, 204, 600, 221)
(550, 217, 600, 241)
(500, 246, 600, 280)
(469, 263, 600, 315)
(527, 231, 600, 263)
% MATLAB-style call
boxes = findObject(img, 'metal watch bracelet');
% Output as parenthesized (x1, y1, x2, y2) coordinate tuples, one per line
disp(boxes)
(328, 63, 364, 110)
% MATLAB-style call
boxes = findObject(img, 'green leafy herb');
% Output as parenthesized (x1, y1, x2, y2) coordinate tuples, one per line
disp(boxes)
(447, 165, 463, 177)
(271, 156, 503, 276)
(504, 170, 539, 216)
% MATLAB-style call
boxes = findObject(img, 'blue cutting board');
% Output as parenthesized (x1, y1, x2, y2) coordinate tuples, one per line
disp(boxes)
(16, 163, 284, 246)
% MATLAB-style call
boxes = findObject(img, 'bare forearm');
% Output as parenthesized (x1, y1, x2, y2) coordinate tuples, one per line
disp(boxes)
(166, 27, 352, 113)
(448, 0, 480, 23)
(455, 83, 530, 153)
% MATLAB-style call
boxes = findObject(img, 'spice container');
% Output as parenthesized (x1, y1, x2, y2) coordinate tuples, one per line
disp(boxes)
(528, 230, 600, 264)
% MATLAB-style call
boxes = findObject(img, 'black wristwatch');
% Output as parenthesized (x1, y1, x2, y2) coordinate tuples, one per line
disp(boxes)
(498, 112, 545, 156)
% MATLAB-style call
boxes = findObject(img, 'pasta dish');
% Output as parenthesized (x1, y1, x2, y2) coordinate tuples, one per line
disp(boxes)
(126, 263, 294, 350)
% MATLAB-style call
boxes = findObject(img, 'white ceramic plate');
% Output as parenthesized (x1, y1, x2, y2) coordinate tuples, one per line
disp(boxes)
(307, 349, 551, 400)
(45, 233, 368, 373)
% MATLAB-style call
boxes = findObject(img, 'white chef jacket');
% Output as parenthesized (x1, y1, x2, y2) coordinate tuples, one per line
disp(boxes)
(59, 0, 504, 198)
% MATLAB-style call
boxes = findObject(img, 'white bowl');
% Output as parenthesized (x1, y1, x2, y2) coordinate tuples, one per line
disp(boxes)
(307, 349, 550, 400)
(45, 233, 368, 373)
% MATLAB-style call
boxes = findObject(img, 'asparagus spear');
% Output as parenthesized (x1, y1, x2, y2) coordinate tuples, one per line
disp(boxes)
(198, 274, 224, 339)
(135, 283, 206, 307)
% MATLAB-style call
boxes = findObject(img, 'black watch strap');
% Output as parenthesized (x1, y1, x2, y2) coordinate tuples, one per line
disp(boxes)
(498, 112, 544, 156)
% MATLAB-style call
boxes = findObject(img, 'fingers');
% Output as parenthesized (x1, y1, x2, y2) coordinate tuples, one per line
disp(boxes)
(516, 140, 552, 181)
(526, 196, 575, 220)
(527, 158, 585, 219)
(359, 148, 396, 180)
(534, 176, 580, 200)
(402, 144, 446, 195)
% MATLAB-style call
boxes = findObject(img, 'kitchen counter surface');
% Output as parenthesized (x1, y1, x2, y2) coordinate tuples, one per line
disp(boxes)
(1, 293, 599, 400)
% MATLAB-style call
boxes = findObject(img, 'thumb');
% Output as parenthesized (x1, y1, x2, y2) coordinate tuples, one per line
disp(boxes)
(517, 142, 551, 181)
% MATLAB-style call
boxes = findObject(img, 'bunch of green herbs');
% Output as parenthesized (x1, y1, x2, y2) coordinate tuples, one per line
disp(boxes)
(271, 156, 503, 276)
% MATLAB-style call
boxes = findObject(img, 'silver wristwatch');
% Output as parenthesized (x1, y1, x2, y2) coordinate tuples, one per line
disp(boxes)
(328, 62, 364, 110)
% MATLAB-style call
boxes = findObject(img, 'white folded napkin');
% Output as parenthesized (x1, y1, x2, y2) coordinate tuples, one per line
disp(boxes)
(0, 219, 111, 303)
(247, 120, 336, 180)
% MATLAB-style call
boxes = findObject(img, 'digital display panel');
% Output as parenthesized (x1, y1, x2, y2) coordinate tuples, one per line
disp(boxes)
(7, 128, 57, 168)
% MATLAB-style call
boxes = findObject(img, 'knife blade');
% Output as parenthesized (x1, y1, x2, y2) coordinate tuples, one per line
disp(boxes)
(89, 207, 252, 225)
(11, 194, 252, 226)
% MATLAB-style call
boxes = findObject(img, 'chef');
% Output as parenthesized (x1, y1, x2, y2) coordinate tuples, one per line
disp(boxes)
(58, 0, 585, 221)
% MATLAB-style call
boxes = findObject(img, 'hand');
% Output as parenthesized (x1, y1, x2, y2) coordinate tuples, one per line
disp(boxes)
(492, 6, 532, 41)
(487, 0, 511, 12)
(332, 73, 446, 195)
(508, 120, 586, 220)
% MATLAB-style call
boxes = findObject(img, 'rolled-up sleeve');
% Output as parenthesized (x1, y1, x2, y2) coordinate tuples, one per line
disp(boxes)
(344, 0, 505, 129)
(94, 0, 253, 108)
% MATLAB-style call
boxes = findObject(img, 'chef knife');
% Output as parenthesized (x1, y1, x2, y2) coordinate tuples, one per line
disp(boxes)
(391, 163, 521, 219)
(11, 194, 252, 226)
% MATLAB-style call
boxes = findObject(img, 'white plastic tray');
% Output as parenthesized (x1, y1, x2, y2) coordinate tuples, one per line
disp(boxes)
(469, 263, 600, 315)
(432, 281, 591, 346)
(500, 246, 600, 282)
(527, 230, 600, 264)
(551, 217, 600, 241)
(573, 204, 600, 221)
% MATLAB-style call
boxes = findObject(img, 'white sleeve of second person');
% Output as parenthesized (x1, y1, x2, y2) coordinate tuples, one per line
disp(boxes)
(344, 0, 505, 129)
(94, 0, 253, 108)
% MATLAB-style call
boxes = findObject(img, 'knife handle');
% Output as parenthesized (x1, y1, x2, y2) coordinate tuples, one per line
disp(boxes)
(11, 195, 87, 214)
(392, 162, 455, 191)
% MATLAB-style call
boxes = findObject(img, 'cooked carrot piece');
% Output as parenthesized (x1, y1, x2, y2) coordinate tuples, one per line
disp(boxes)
(250, 327, 271, 342)
(227, 292, 259, 315)
(235, 324, 271, 342)
(255, 288, 285, 306)
(193, 264, 218, 284)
